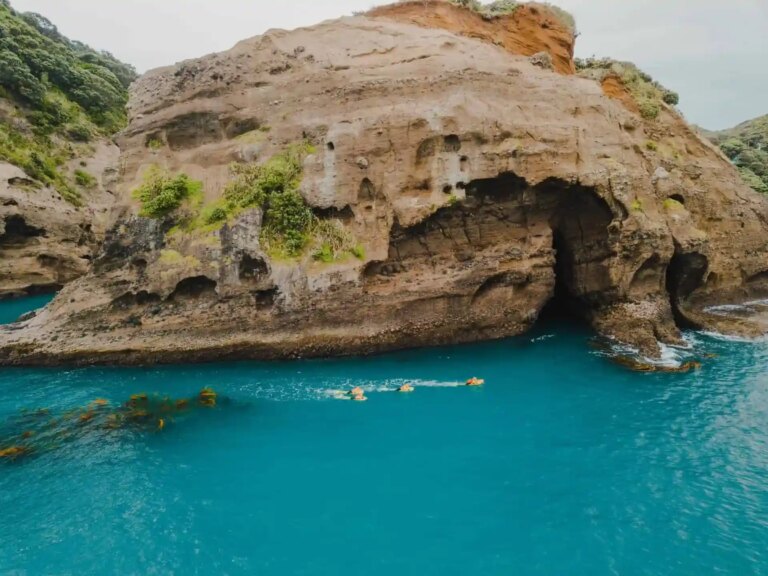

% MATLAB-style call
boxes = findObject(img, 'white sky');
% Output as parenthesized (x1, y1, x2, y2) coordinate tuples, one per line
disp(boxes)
(9, 0, 768, 130)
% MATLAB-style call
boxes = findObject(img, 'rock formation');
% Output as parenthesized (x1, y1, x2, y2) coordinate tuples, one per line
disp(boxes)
(0, 145, 119, 299)
(0, 0, 136, 299)
(1, 0, 766, 366)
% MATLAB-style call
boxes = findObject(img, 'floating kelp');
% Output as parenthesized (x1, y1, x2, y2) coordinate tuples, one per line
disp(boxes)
(0, 388, 223, 463)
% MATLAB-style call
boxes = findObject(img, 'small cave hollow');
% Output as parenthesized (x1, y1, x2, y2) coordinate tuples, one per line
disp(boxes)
(443, 134, 461, 152)
(169, 276, 218, 301)
(239, 255, 269, 283)
(665, 248, 708, 328)
(0, 215, 45, 246)
(112, 290, 161, 310)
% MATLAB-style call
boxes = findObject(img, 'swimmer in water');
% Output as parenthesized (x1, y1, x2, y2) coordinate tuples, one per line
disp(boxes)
(349, 386, 364, 397)
(352, 393, 368, 402)
(466, 377, 485, 387)
(397, 383, 414, 393)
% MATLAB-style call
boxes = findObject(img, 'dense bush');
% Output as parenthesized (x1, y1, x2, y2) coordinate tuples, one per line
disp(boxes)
(0, 1, 136, 203)
(0, 2, 135, 128)
(132, 168, 202, 218)
(709, 115, 768, 195)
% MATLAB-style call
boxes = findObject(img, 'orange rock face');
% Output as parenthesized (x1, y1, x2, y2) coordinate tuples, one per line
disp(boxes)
(368, 1, 575, 74)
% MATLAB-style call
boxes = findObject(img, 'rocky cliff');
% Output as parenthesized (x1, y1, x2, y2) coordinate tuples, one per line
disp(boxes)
(1, 0, 766, 366)
(0, 1, 136, 299)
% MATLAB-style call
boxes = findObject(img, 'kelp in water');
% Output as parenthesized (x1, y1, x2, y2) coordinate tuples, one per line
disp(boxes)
(0, 388, 222, 462)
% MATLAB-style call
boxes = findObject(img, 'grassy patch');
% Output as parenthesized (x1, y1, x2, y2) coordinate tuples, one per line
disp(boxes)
(310, 219, 361, 263)
(576, 57, 679, 120)
(74, 168, 96, 188)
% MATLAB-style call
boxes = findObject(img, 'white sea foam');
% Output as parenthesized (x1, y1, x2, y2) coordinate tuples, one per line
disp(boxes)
(323, 379, 464, 399)
(531, 334, 555, 343)
(697, 331, 768, 344)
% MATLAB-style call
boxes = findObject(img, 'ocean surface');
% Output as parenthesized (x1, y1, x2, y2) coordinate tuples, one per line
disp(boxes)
(1, 296, 768, 575)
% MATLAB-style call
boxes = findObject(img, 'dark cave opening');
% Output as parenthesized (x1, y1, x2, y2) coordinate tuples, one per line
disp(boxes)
(665, 248, 708, 329)
(0, 215, 45, 247)
(538, 182, 615, 326)
(539, 229, 586, 324)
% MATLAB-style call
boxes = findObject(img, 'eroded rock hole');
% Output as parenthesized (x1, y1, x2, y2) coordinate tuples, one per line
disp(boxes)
(164, 112, 223, 151)
(443, 134, 461, 152)
(112, 290, 161, 310)
(239, 255, 269, 283)
(665, 248, 708, 328)
(170, 276, 218, 301)
(0, 215, 45, 246)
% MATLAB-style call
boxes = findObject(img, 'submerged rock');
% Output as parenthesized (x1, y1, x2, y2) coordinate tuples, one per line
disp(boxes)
(0, 1, 766, 366)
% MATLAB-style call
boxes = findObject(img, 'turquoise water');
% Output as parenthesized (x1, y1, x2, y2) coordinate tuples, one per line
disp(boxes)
(0, 293, 54, 325)
(1, 297, 768, 575)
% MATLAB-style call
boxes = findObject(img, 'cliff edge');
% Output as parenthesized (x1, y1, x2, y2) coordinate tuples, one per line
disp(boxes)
(1, 1, 766, 365)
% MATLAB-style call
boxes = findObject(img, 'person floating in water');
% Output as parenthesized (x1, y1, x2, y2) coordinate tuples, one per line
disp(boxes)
(348, 386, 364, 397)
(351, 391, 368, 402)
(466, 377, 485, 387)
(397, 383, 414, 393)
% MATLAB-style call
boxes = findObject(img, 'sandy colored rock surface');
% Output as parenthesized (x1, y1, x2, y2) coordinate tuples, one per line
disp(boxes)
(0, 2, 766, 365)
(0, 141, 119, 299)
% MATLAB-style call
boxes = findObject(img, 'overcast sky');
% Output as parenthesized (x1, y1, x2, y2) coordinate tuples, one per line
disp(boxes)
(9, 0, 767, 130)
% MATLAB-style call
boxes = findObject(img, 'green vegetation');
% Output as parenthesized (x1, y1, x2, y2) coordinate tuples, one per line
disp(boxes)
(0, 1, 136, 204)
(707, 115, 768, 195)
(0, 2, 135, 130)
(163, 142, 363, 261)
(663, 198, 684, 211)
(310, 219, 360, 263)
(146, 138, 164, 151)
(575, 57, 679, 120)
(645, 140, 658, 152)
(449, 0, 575, 32)
(74, 168, 96, 188)
(132, 167, 203, 218)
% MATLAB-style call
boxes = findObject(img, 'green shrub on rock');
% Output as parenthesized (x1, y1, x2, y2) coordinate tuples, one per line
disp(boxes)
(74, 168, 96, 188)
(132, 167, 202, 218)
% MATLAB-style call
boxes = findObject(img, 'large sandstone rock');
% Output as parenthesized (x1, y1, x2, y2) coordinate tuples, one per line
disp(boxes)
(0, 142, 119, 299)
(1, 1, 766, 365)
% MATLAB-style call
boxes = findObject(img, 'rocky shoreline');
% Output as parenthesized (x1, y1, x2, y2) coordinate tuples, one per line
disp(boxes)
(1, 2, 766, 366)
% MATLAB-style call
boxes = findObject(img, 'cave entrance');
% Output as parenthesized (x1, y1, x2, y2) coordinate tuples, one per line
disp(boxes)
(665, 247, 708, 328)
(538, 180, 615, 325)
(539, 229, 584, 323)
